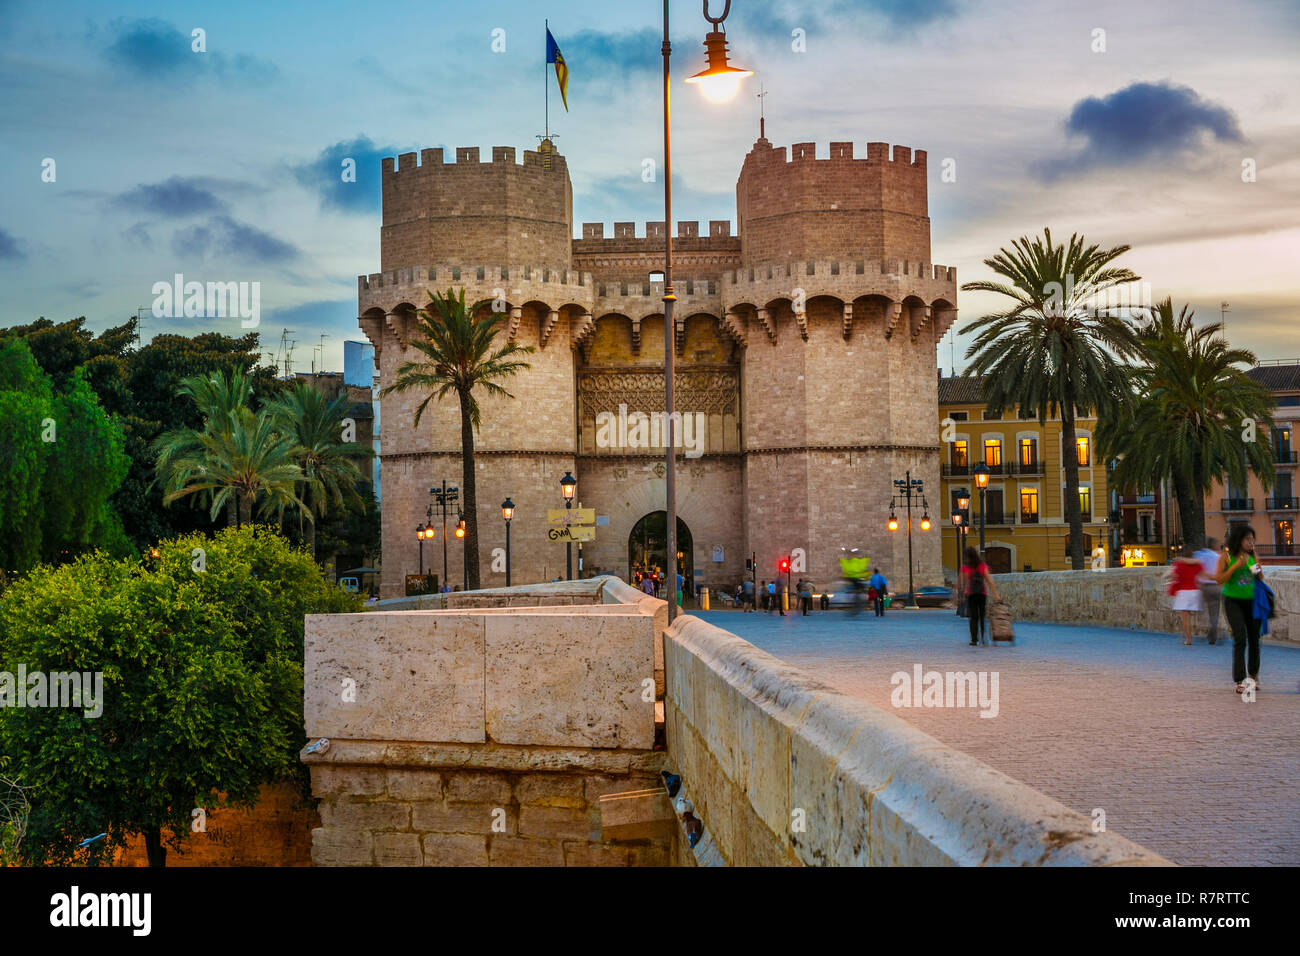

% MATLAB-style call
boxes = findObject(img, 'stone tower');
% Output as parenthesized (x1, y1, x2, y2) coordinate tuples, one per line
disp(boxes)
(358, 137, 956, 598)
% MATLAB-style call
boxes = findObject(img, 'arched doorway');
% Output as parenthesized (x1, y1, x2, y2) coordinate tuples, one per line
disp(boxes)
(628, 511, 694, 596)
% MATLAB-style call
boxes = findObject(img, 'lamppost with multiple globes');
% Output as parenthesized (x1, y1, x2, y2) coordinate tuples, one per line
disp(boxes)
(560, 471, 577, 580)
(431, 481, 459, 590)
(656, 0, 751, 623)
(501, 498, 515, 587)
(416, 504, 436, 583)
(888, 470, 931, 610)
(973, 463, 990, 555)
(951, 486, 970, 616)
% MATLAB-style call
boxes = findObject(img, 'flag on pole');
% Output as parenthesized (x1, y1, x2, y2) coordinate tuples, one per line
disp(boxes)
(546, 27, 569, 111)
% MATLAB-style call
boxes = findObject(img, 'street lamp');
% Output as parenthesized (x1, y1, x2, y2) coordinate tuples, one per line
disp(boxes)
(560, 471, 577, 580)
(888, 471, 931, 609)
(953, 487, 970, 616)
(973, 463, 990, 555)
(455, 512, 467, 590)
(431, 481, 459, 591)
(501, 498, 514, 587)
(657, 0, 750, 623)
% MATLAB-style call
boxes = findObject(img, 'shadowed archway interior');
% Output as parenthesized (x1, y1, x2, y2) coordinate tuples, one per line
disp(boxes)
(628, 511, 694, 594)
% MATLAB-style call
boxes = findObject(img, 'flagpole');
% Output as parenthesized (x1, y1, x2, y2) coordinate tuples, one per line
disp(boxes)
(544, 19, 549, 141)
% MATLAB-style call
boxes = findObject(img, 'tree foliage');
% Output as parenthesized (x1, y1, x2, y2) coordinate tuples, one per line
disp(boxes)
(961, 229, 1142, 569)
(0, 526, 360, 866)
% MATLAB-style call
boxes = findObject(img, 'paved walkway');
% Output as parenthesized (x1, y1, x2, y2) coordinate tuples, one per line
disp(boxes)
(693, 606, 1300, 866)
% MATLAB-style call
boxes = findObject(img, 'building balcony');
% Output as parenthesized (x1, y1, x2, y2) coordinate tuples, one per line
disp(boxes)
(1221, 498, 1254, 512)
(1255, 543, 1296, 557)
(1009, 459, 1044, 476)
(1265, 497, 1299, 511)
(1019, 513, 1040, 525)
(942, 462, 1008, 478)
(978, 511, 1015, 526)
(1274, 450, 1298, 465)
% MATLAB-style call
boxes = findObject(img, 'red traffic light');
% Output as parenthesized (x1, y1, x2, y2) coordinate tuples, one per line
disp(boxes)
(778, 559, 790, 573)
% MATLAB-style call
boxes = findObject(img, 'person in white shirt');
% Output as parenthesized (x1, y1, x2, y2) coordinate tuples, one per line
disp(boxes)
(1193, 538, 1223, 645)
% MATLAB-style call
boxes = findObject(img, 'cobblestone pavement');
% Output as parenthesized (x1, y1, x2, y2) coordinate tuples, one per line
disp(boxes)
(693, 606, 1300, 866)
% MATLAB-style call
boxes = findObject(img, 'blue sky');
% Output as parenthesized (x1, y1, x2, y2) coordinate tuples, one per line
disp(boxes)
(1, 0, 1297, 372)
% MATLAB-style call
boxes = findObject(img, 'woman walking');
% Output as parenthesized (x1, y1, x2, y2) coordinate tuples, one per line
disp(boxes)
(1168, 546, 1204, 645)
(1215, 524, 1263, 693)
(960, 546, 1000, 646)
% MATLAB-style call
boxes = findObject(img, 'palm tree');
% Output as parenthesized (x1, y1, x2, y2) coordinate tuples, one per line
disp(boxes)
(157, 405, 304, 527)
(1096, 298, 1275, 549)
(382, 288, 534, 590)
(269, 382, 373, 557)
(962, 228, 1143, 569)
(153, 368, 303, 528)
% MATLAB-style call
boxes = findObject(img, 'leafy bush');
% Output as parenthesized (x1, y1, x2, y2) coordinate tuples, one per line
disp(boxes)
(0, 525, 360, 865)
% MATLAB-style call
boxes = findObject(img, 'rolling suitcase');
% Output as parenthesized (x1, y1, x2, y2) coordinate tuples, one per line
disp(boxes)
(989, 601, 1015, 644)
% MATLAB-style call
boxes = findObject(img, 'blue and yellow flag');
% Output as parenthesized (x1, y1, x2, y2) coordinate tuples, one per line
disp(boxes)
(546, 27, 569, 111)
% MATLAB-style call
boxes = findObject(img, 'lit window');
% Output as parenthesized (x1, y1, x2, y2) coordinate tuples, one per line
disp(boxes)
(1019, 438, 1036, 466)
(984, 440, 1002, 467)
(1020, 489, 1039, 521)
(1079, 487, 1092, 518)
(951, 440, 968, 468)
(1076, 437, 1090, 466)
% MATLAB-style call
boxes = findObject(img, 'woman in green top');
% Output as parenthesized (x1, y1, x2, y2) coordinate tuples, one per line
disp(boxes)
(1214, 524, 1262, 693)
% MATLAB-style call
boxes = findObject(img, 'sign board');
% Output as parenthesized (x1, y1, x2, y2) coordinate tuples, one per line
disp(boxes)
(711, 545, 724, 563)
(547, 508, 596, 526)
(548, 525, 595, 542)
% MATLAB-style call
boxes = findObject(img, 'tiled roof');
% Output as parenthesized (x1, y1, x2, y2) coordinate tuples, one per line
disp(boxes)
(937, 375, 987, 405)
(1247, 364, 1300, 392)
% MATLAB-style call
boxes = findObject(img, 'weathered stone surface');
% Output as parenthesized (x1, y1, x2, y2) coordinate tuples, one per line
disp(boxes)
(304, 611, 486, 743)
(666, 613, 1171, 867)
(484, 612, 654, 749)
(411, 801, 511, 836)
(374, 832, 423, 866)
(423, 833, 489, 866)
(488, 836, 566, 867)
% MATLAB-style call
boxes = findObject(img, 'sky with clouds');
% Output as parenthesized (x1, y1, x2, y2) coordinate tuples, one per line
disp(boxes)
(1, 0, 1296, 373)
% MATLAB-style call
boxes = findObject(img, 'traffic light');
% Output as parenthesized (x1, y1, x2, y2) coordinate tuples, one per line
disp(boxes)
(745, 557, 753, 571)
(778, 558, 790, 574)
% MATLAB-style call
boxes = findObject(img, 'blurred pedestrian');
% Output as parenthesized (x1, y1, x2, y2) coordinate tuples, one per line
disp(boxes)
(1194, 537, 1223, 645)
(960, 546, 999, 646)
(1215, 524, 1263, 694)
(1168, 545, 1204, 645)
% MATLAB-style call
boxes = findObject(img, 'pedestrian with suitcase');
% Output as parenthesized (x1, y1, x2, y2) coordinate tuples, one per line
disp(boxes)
(960, 546, 999, 646)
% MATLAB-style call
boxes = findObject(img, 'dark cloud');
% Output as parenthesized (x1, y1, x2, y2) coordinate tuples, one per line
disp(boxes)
(112, 176, 228, 216)
(102, 17, 277, 84)
(733, 0, 960, 39)
(0, 227, 23, 260)
(1034, 81, 1245, 180)
(564, 27, 660, 78)
(290, 136, 400, 214)
(171, 216, 299, 265)
(122, 222, 153, 249)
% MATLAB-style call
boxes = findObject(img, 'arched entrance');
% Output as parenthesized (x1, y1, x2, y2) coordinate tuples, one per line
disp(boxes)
(628, 511, 694, 596)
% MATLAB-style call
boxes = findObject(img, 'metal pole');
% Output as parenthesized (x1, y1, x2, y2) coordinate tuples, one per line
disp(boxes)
(566, 498, 573, 580)
(661, 0, 678, 623)
(979, 487, 986, 554)
(440, 481, 449, 589)
(906, 470, 917, 609)
(505, 519, 511, 587)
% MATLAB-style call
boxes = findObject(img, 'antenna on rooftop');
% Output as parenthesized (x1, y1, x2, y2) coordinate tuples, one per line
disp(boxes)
(757, 83, 767, 139)
(1220, 301, 1230, 344)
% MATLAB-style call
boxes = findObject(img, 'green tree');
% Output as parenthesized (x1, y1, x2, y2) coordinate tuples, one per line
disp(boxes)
(382, 289, 533, 589)
(0, 340, 128, 576)
(961, 229, 1142, 569)
(1096, 298, 1275, 549)
(269, 382, 373, 557)
(0, 526, 361, 866)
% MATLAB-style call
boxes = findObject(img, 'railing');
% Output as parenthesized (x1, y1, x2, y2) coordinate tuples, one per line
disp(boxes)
(1009, 459, 1044, 476)
(1274, 450, 1298, 465)
(942, 462, 1008, 478)
(1123, 530, 1162, 544)
(1221, 498, 1254, 511)
(1266, 497, 1299, 510)
(1019, 513, 1040, 525)
(1255, 544, 1297, 557)
(980, 511, 1014, 526)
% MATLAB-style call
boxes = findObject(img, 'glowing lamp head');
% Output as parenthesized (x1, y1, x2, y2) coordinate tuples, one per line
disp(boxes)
(559, 471, 577, 501)
(685, 31, 752, 102)
(921, 514, 932, 531)
(888, 515, 899, 532)
(501, 498, 515, 521)
(974, 464, 990, 489)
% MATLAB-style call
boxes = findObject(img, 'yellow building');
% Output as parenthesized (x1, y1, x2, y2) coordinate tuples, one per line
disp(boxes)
(937, 376, 1125, 574)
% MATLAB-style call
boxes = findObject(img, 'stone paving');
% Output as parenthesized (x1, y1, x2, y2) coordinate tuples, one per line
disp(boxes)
(693, 606, 1300, 866)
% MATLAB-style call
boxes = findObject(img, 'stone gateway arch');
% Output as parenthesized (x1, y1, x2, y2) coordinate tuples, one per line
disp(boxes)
(359, 136, 956, 597)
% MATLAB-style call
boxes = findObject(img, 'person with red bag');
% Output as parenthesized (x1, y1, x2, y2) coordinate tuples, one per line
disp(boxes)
(1168, 545, 1204, 645)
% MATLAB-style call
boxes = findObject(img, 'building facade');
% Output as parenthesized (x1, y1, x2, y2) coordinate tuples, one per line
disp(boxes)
(937, 375, 1153, 572)
(358, 136, 957, 598)
(1206, 361, 1300, 565)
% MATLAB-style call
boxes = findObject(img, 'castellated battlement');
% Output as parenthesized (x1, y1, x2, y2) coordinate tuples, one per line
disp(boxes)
(578, 220, 734, 241)
(736, 139, 934, 268)
(380, 145, 574, 273)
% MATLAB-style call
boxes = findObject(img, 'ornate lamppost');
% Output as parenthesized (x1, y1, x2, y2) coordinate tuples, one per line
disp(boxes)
(888, 470, 931, 609)
(501, 498, 515, 587)
(560, 472, 577, 580)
